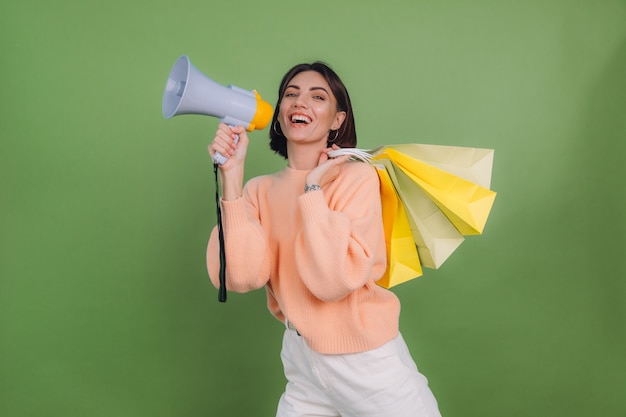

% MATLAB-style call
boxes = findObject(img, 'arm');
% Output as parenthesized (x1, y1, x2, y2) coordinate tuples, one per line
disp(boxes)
(295, 163, 386, 301)
(206, 124, 270, 292)
(206, 184, 271, 293)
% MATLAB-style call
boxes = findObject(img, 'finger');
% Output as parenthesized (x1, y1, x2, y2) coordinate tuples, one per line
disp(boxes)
(217, 123, 235, 138)
(216, 124, 240, 146)
(230, 125, 250, 147)
(211, 132, 236, 157)
(229, 125, 246, 135)
(213, 133, 233, 152)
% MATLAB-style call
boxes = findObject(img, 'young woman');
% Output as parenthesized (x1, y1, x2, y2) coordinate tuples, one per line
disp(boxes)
(207, 62, 442, 417)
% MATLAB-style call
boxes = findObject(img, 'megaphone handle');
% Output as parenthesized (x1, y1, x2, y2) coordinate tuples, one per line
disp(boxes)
(212, 126, 239, 165)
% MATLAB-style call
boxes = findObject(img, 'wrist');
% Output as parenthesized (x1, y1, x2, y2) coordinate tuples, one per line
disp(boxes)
(304, 183, 321, 193)
(219, 166, 244, 201)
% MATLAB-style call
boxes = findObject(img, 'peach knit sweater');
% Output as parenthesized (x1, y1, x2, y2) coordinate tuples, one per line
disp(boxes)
(207, 161, 400, 354)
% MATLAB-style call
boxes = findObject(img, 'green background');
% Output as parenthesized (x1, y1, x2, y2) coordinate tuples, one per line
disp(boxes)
(2, 0, 625, 416)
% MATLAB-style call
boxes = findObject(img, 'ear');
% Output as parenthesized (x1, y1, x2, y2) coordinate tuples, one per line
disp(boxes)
(331, 111, 347, 131)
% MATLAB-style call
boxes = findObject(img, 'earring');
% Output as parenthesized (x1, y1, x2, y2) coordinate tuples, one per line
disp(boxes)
(273, 120, 283, 137)
(328, 129, 339, 143)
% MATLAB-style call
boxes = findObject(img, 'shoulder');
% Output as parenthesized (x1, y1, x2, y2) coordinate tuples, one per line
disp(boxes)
(341, 160, 376, 174)
(330, 161, 380, 196)
(244, 173, 275, 189)
(242, 174, 276, 201)
(339, 160, 379, 184)
(329, 161, 382, 210)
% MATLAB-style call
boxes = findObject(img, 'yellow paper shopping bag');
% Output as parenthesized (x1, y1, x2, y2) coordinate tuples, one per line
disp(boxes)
(328, 144, 497, 279)
(374, 148, 497, 236)
(378, 158, 465, 269)
(377, 143, 495, 188)
(375, 164, 423, 288)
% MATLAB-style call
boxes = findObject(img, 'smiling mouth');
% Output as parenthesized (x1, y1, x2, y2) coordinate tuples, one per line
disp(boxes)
(291, 114, 312, 124)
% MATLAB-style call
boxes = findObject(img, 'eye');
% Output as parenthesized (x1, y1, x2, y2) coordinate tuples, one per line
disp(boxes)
(313, 94, 326, 101)
(283, 88, 299, 98)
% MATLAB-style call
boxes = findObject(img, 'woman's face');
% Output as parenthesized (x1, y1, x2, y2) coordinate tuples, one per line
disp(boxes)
(277, 70, 346, 147)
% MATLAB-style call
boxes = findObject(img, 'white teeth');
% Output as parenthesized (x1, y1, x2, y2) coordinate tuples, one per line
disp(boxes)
(291, 114, 311, 124)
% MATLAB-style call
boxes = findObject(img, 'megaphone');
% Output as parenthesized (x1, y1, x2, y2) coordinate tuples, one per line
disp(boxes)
(162, 55, 274, 164)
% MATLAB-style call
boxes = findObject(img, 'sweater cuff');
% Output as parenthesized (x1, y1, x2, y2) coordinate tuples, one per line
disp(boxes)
(297, 190, 328, 223)
(220, 197, 250, 229)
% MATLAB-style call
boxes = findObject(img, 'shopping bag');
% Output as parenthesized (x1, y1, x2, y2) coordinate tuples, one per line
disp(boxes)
(377, 158, 465, 270)
(376, 143, 494, 188)
(329, 144, 497, 287)
(375, 164, 423, 288)
(372, 147, 497, 235)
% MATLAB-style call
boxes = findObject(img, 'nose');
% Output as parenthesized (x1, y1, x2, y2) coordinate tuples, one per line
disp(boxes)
(293, 95, 307, 108)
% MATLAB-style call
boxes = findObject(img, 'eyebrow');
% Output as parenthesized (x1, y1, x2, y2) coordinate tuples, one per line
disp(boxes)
(285, 84, 330, 95)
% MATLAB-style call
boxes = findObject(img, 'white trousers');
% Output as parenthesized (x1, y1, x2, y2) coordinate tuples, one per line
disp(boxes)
(276, 327, 442, 417)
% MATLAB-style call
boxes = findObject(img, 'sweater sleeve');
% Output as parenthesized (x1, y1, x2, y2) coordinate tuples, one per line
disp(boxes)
(295, 163, 386, 301)
(206, 182, 271, 293)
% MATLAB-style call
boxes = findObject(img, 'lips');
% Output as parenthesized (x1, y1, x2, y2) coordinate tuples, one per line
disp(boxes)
(290, 113, 312, 124)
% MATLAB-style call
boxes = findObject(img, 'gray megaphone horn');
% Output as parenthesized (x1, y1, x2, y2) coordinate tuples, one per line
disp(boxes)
(162, 55, 273, 164)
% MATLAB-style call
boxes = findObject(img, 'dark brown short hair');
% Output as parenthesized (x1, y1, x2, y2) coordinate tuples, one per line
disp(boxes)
(269, 62, 357, 159)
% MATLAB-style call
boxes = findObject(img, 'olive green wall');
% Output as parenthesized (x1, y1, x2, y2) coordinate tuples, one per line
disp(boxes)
(1, 0, 625, 416)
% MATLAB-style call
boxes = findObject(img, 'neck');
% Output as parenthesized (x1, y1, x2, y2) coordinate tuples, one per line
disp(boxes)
(286, 141, 324, 171)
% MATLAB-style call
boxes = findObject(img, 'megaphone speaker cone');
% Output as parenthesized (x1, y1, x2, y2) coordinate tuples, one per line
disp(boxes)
(162, 55, 191, 118)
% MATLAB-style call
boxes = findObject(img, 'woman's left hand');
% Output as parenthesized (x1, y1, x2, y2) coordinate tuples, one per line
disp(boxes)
(305, 145, 351, 187)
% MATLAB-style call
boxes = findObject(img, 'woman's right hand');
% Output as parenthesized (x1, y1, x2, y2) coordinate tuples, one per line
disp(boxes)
(209, 123, 248, 200)
(209, 123, 249, 171)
